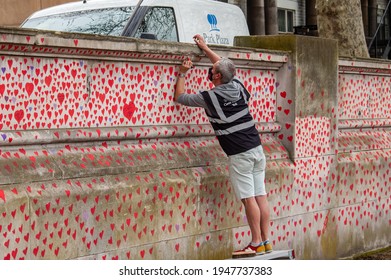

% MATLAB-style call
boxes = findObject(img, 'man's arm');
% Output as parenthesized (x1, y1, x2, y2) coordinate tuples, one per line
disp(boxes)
(174, 58, 193, 102)
(193, 34, 220, 64)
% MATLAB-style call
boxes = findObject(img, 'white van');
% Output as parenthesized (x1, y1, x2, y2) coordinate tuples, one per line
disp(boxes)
(21, 0, 249, 46)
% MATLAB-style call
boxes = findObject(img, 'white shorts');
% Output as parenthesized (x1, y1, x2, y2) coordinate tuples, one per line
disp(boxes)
(228, 145, 266, 200)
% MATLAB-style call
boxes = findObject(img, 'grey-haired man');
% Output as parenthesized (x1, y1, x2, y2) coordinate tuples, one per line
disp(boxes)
(174, 34, 272, 257)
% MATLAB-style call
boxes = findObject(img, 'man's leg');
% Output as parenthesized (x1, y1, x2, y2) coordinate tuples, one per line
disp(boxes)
(242, 197, 262, 244)
(256, 194, 270, 243)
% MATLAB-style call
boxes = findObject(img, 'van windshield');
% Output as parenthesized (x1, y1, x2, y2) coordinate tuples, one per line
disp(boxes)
(22, 7, 135, 36)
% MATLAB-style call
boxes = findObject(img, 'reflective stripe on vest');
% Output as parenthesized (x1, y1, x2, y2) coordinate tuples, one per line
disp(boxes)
(214, 120, 256, 136)
(207, 89, 250, 124)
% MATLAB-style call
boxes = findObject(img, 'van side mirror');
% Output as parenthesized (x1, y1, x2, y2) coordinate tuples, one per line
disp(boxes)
(140, 33, 157, 40)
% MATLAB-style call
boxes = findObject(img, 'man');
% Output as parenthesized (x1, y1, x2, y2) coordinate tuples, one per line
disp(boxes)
(174, 34, 272, 257)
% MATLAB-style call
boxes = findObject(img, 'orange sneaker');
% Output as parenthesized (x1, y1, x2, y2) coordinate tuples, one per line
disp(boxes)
(264, 240, 273, 253)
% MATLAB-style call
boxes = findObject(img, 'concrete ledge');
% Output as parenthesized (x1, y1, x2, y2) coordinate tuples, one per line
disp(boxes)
(0, 27, 288, 69)
(0, 123, 282, 147)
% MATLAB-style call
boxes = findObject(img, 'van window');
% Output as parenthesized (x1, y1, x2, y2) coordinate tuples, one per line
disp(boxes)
(22, 7, 134, 36)
(134, 7, 178, 42)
